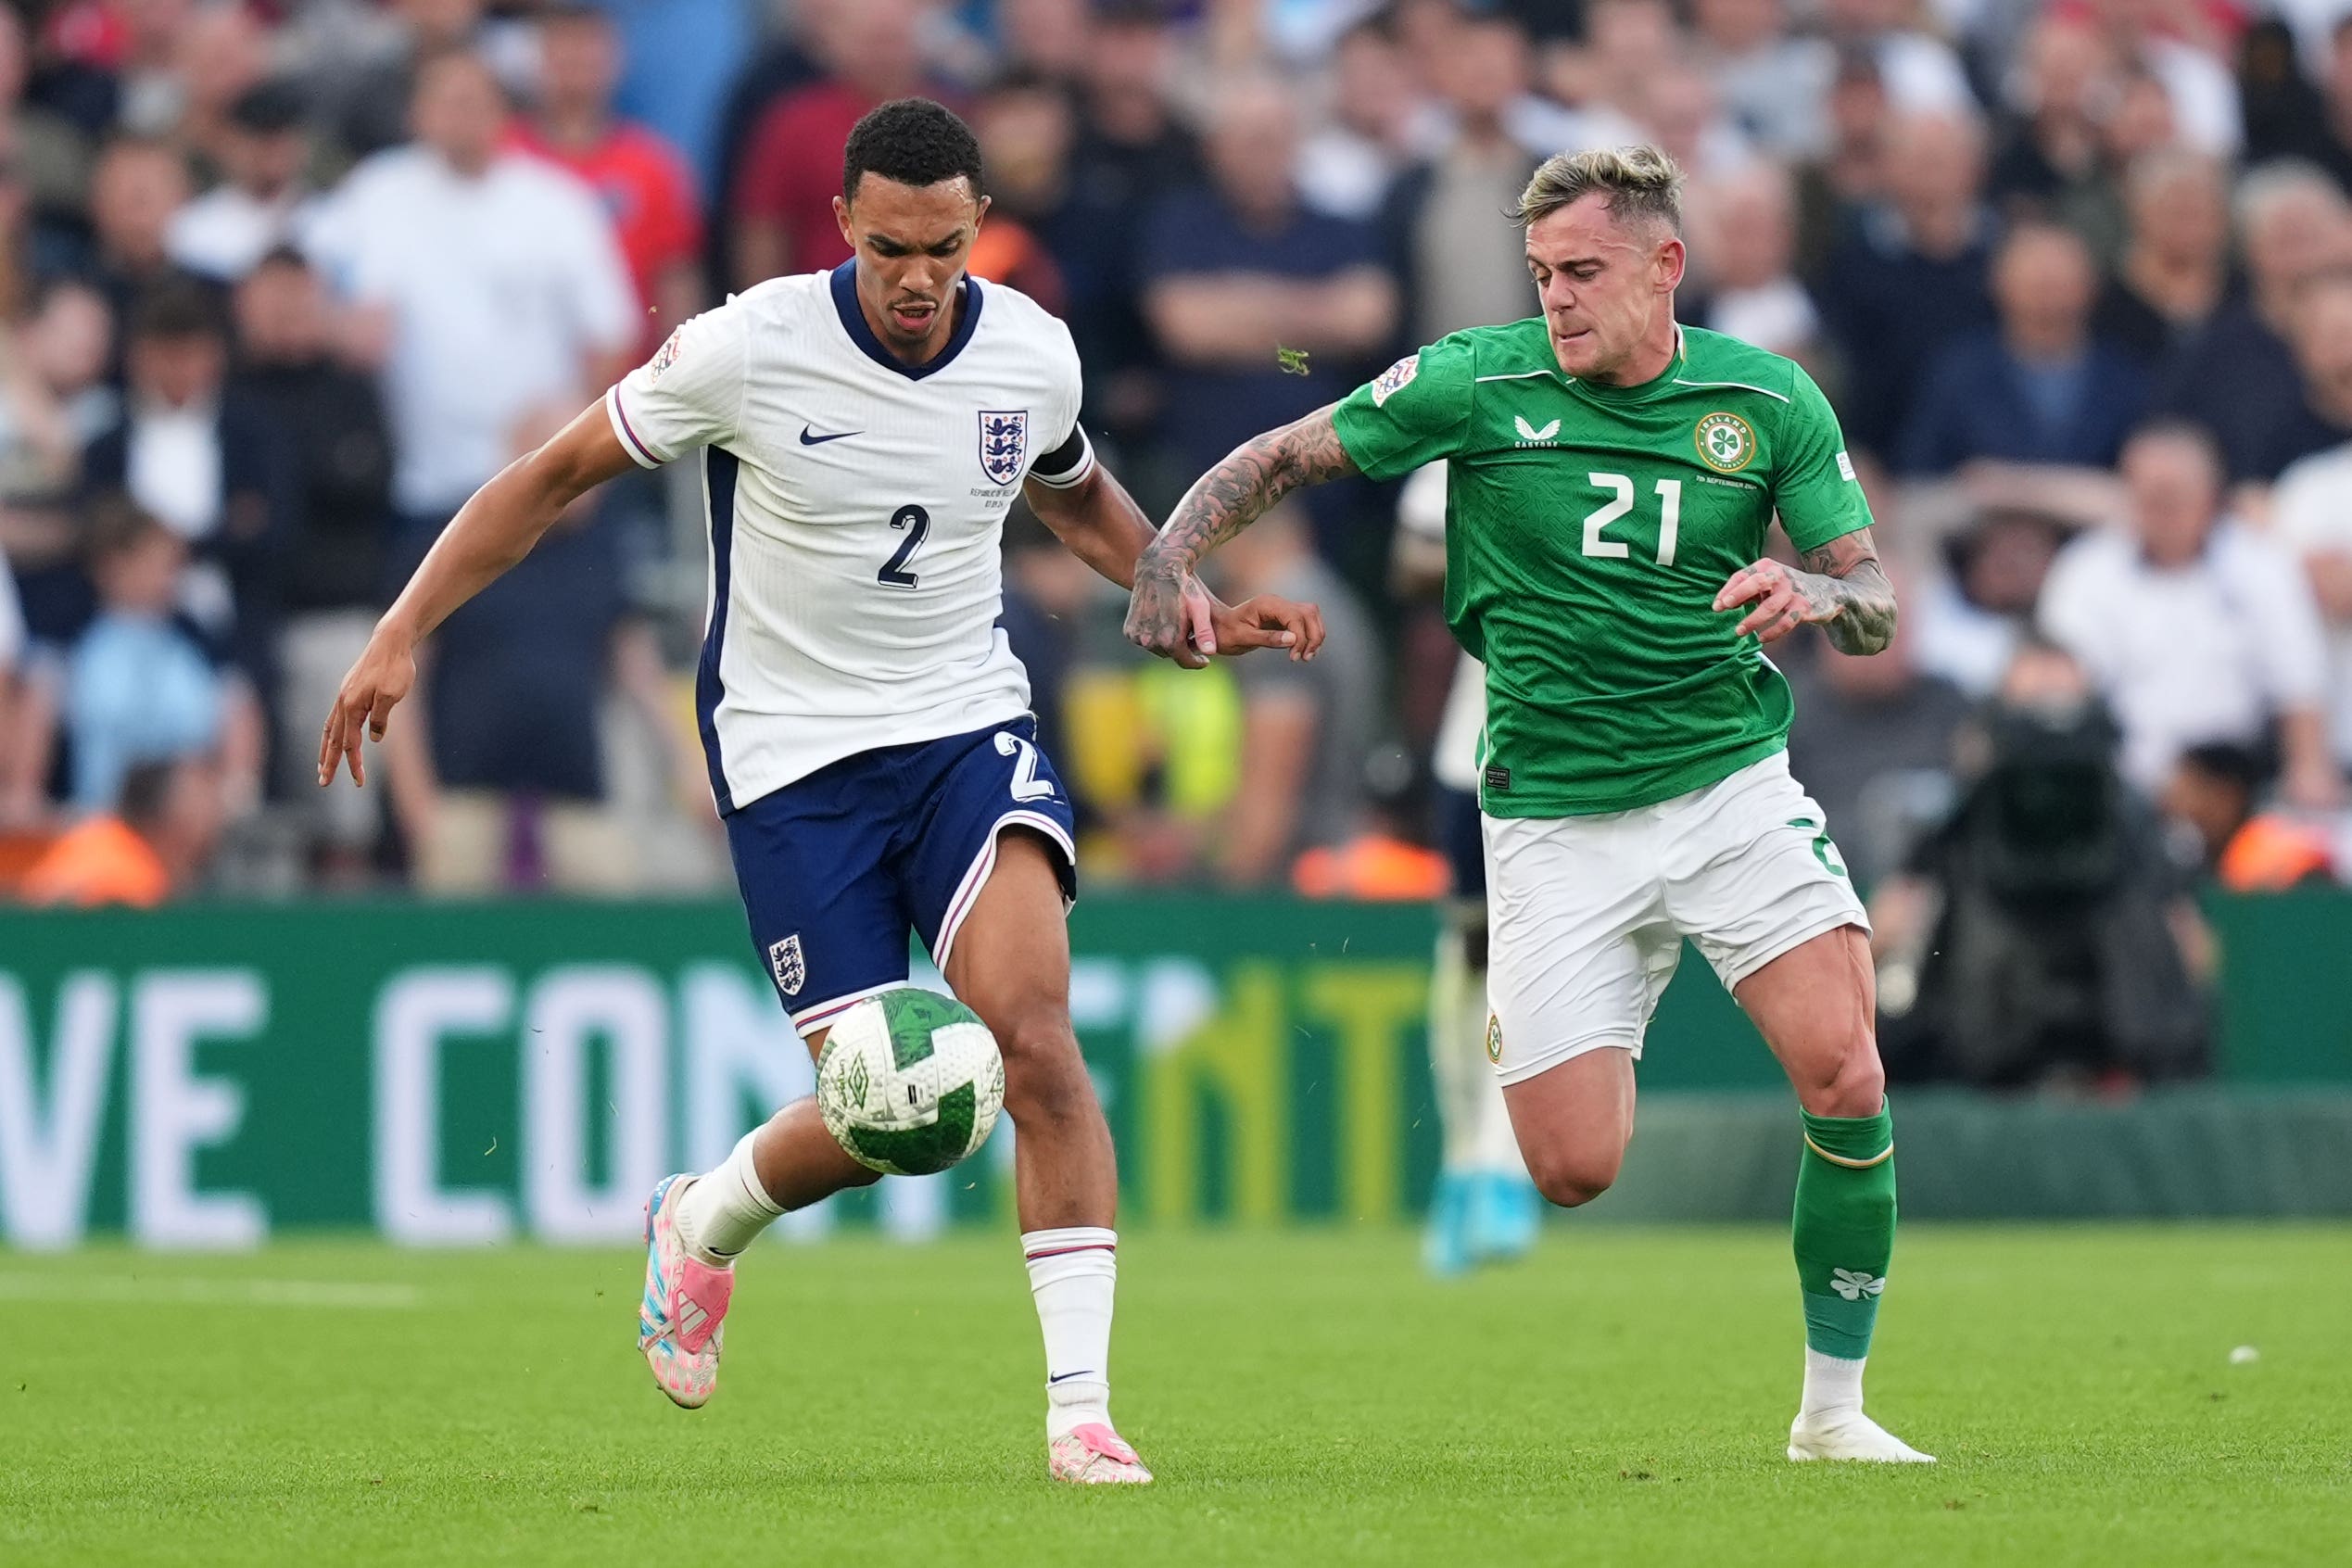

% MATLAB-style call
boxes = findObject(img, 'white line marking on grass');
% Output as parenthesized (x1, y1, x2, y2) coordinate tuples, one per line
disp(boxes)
(0, 1275, 422, 1309)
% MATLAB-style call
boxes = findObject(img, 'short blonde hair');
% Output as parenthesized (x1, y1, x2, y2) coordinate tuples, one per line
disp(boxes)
(1511, 145, 1685, 234)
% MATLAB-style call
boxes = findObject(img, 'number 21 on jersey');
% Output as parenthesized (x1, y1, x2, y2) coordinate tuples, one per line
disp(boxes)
(1581, 474, 1681, 566)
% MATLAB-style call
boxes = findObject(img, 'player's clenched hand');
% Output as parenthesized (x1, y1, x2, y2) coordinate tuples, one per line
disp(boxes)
(1125, 563, 1218, 669)
(317, 629, 417, 788)
(1208, 593, 1324, 663)
(1713, 559, 1834, 644)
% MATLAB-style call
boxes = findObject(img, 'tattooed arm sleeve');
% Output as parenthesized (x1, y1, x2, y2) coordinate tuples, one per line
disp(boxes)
(1797, 527, 1900, 655)
(1137, 405, 1359, 576)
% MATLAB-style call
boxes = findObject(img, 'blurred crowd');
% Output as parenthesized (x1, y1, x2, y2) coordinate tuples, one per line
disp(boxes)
(8, 0, 2352, 1064)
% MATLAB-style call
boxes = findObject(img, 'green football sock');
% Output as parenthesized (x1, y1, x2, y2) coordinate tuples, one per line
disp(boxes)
(1791, 1105, 1896, 1360)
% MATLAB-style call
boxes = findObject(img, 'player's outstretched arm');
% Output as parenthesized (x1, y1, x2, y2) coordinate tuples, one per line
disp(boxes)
(317, 403, 639, 788)
(1713, 526, 1898, 655)
(1125, 404, 1358, 663)
(1028, 459, 1327, 668)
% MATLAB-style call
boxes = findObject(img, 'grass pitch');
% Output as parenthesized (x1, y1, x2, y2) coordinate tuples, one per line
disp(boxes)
(3, 1224, 2346, 1566)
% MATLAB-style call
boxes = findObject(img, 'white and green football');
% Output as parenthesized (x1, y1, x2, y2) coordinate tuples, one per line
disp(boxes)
(816, 988, 1005, 1176)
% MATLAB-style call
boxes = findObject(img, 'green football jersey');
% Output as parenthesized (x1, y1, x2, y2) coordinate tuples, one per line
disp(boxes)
(1332, 319, 1872, 817)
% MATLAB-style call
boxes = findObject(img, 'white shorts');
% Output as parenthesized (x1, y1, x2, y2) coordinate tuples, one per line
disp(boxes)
(1483, 750, 1869, 1086)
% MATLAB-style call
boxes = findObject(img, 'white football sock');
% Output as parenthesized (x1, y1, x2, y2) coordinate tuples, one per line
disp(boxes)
(1800, 1347, 1866, 1421)
(674, 1129, 785, 1265)
(1022, 1226, 1117, 1440)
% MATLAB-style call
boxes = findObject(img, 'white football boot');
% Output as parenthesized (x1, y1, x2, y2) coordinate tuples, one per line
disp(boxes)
(1788, 1409, 1936, 1462)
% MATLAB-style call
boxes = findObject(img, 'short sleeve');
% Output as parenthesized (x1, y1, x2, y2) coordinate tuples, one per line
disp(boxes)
(1772, 364, 1874, 553)
(1026, 321, 1095, 489)
(605, 297, 749, 466)
(1331, 336, 1475, 482)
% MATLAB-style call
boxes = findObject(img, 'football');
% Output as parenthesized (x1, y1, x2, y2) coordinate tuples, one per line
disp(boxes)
(816, 988, 1006, 1176)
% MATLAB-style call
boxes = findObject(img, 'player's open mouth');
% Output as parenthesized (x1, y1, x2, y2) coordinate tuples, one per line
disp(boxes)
(890, 301, 938, 331)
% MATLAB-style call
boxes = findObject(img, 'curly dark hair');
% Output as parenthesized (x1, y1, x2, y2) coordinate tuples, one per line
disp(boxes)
(841, 97, 984, 203)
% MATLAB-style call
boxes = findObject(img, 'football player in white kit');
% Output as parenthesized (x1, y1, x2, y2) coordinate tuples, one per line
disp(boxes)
(318, 99, 1323, 1485)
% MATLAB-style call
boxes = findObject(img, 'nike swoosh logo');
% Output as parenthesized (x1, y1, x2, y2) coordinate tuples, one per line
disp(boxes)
(800, 425, 859, 445)
(1046, 1370, 1096, 1385)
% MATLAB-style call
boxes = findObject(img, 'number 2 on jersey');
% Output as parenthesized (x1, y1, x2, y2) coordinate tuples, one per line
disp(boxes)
(1581, 474, 1682, 566)
(879, 504, 931, 588)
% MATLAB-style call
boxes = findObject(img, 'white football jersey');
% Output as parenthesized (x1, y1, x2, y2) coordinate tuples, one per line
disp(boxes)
(605, 265, 1094, 813)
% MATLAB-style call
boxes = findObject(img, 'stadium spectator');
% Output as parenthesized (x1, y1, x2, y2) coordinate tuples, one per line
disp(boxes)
(0, 279, 115, 658)
(995, 0, 1094, 85)
(1139, 73, 1396, 477)
(1065, 1, 1199, 436)
(11, 496, 260, 816)
(1911, 505, 2075, 699)
(2154, 162, 2352, 484)
(728, 0, 937, 289)
(165, 80, 322, 285)
(165, 0, 272, 174)
(965, 74, 1074, 314)
(510, 4, 703, 355)
(1693, 0, 1833, 159)
(305, 47, 636, 570)
(380, 414, 695, 895)
(1785, 614, 1972, 891)
(1200, 504, 1377, 888)
(2161, 740, 2341, 890)
(18, 753, 224, 906)
(82, 275, 296, 687)
(2249, 272, 2352, 480)
(79, 134, 192, 331)
(2038, 422, 2338, 806)
(1296, 17, 1425, 223)
(230, 247, 394, 878)
(1899, 222, 2148, 476)
(2093, 148, 2233, 368)
(1871, 637, 2211, 1087)
(1817, 108, 1997, 459)
(2067, 0, 2243, 156)
(1635, 64, 1757, 181)
(1379, 11, 1541, 348)
(310, 0, 492, 166)
(2237, 17, 2333, 169)
(0, 4, 95, 232)
(1791, 49, 1895, 277)
(1818, 0, 1978, 117)
(2267, 420, 2352, 777)
(1683, 158, 1826, 367)
(1990, 16, 2128, 259)
(1549, 0, 1669, 145)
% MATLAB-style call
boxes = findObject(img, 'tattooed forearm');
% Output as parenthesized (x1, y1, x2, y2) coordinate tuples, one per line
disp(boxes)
(1139, 405, 1359, 578)
(1796, 532, 1899, 655)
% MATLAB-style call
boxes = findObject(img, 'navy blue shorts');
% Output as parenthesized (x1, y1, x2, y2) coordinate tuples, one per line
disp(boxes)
(725, 716, 1077, 1035)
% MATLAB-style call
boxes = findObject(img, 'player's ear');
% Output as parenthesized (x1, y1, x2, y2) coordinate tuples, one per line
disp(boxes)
(833, 193, 854, 250)
(1655, 234, 1687, 296)
(973, 193, 991, 235)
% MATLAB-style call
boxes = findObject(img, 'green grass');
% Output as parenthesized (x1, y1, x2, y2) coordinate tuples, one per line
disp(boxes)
(4, 1225, 2348, 1566)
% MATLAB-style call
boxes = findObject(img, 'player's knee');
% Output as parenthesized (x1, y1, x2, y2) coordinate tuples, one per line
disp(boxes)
(1797, 1033, 1886, 1119)
(1523, 1141, 1622, 1209)
(993, 1010, 1096, 1125)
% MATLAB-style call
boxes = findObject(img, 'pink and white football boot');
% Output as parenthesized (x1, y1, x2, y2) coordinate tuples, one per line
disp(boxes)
(1048, 1423, 1155, 1485)
(638, 1173, 733, 1409)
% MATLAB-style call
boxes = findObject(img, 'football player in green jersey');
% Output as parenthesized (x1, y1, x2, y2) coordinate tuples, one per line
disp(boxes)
(1126, 146, 1929, 1463)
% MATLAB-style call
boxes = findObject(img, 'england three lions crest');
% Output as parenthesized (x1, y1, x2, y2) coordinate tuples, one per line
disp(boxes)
(979, 410, 1029, 486)
(767, 935, 805, 997)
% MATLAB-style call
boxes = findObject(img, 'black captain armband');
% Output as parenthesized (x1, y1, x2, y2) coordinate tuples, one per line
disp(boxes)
(1028, 425, 1095, 488)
